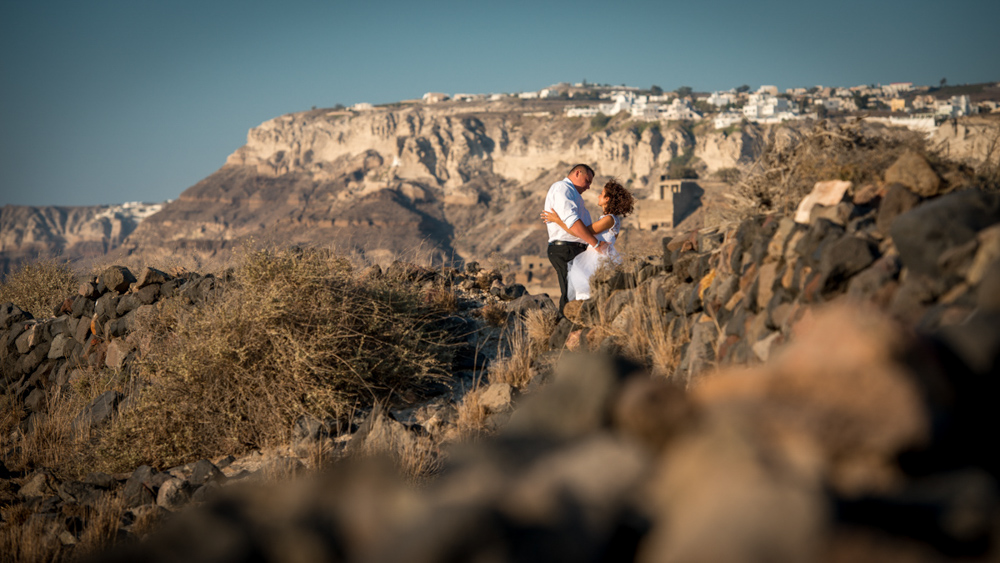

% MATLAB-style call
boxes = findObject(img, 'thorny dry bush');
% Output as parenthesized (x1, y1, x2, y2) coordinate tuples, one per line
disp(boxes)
(725, 120, 930, 220)
(97, 247, 457, 470)
(0, 258, 78, 319)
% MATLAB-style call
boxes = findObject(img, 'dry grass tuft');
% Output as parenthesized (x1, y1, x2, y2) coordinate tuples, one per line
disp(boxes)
(615, 285, 688, 378)
(0, 503, 64, 563)
(1, 362, 125, 477)
(524, 308, 558, 353)
(397, 434, 444, 483)
(0, 492, 127, 562)
(455, 386, 491, 438)
(424, 285, 459, 313)
(94, 247, 456, 470)
(0, 258, 78, 318)
(479, 302, 507, 327)
(73, 493, 129, 557)
(487, 326, 534, 389)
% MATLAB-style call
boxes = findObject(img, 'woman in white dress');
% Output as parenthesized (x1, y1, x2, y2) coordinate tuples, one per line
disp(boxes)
(541, 180, 635, 301)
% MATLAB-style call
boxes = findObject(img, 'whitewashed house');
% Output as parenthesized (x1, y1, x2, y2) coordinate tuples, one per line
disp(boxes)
(659, 98, 702, 120)
(714, 112, 744, 129)
(707, 91, 736, 107)
(565, 106, 601, 117)
(422, 92, 450, 104)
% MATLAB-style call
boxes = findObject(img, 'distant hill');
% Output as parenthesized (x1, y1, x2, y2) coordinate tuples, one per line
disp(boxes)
(0, 202, 163, 277)
(4, 98, 999, 274)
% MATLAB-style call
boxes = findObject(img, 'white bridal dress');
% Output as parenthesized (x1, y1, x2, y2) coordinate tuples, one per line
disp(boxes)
(566, 215, 622, 301)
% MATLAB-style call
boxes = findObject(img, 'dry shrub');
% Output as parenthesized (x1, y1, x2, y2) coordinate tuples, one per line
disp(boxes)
(97, 247, 456, 469)
(727, 120, 927, 220)
(424, 285, 458, 313)
(0, 492, 126, 562)
(0, 493, 129, 562)
(3, 387, 90, 476)
(615, 286, 689, 378)
(1, 362, 125, 479)
(480, 302, 507, 327)
(0, 258, 78, 318)
(455, 386, 491, 438)
(396, 434, 444, 483)
(0, 503, 64, 563)
(487, 325, 534, 389)
(72, 493, 129, 557)
(524, 308, 557, 353)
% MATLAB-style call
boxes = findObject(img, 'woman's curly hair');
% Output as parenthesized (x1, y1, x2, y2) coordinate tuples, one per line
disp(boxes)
(602, 179, 635, 217)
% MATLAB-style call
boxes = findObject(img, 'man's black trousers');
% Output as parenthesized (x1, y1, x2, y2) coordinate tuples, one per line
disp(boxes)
(547, 243, 586, 315)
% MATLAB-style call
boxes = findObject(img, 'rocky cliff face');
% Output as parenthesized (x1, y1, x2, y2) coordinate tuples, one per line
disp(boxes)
(7, 103, 998, 274)
(0, 203, 163, 277)
(126, 101, 777, 267)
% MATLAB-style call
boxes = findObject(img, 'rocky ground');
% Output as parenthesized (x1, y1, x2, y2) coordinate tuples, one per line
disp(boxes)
(2, 147, 1000, 561)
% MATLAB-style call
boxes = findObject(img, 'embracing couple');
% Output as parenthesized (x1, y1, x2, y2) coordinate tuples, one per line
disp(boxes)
(542, 164, 635, 317)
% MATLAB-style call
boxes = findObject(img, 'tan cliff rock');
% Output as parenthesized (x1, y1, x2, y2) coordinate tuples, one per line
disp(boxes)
(7, 103, 997, 274)
(0, 203, 162, 276)
(127, 103, 769, 267)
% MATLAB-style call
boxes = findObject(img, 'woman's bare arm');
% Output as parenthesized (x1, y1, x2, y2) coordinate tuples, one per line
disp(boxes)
(541, 209, 573, 233)
(589, 215, 615, 235)
(542, 210, 615, 236)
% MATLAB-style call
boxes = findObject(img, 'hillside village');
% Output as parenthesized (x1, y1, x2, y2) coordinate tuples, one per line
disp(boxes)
(364, 80, 1000, 135)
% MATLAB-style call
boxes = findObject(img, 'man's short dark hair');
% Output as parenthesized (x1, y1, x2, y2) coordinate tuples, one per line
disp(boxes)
(569, 164, 594, 178)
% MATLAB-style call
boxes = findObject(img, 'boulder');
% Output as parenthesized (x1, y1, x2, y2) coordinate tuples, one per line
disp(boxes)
(58, 481, 105, 506)
(478, 382, 513, 413)
(98, 266, 137, 294)
(105, 338, 132, 370)
(15, 323, 43, 354)
(19, 470, 58, 499)
(884, 150, 942, 197)
(95, 293, 120, 322)
(83, 472, 118, 490)
(817, 235, 878, 295)
(136, 283, 160, 305)
(505, 353, 642, 440)
(0, 303, 31, 330)
(71, 296, 96, 319)
(891, 190, 1000, 278)
(78, 281, 98, 298)
(156, 478, 193, 511)
(875, 183, 921, 235)
(47, 333, 74, 359)
(25, 388, 46, 412)
(136, 267, 173, 289)
(967, 223, 1000, 285)
(74, 390, 122, 431)
(116, 294, 142, 317)
(189, 459, 226, 486)
(123, 465, 159, 508)
(794, 180, 852, 224)
(506, 294, 556, 319)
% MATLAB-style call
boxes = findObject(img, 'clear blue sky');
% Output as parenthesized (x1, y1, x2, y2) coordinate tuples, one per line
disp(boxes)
(2, 0, 997, 206)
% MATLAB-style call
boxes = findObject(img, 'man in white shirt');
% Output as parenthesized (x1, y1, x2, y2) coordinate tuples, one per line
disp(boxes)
(543, 163, 607, 316)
